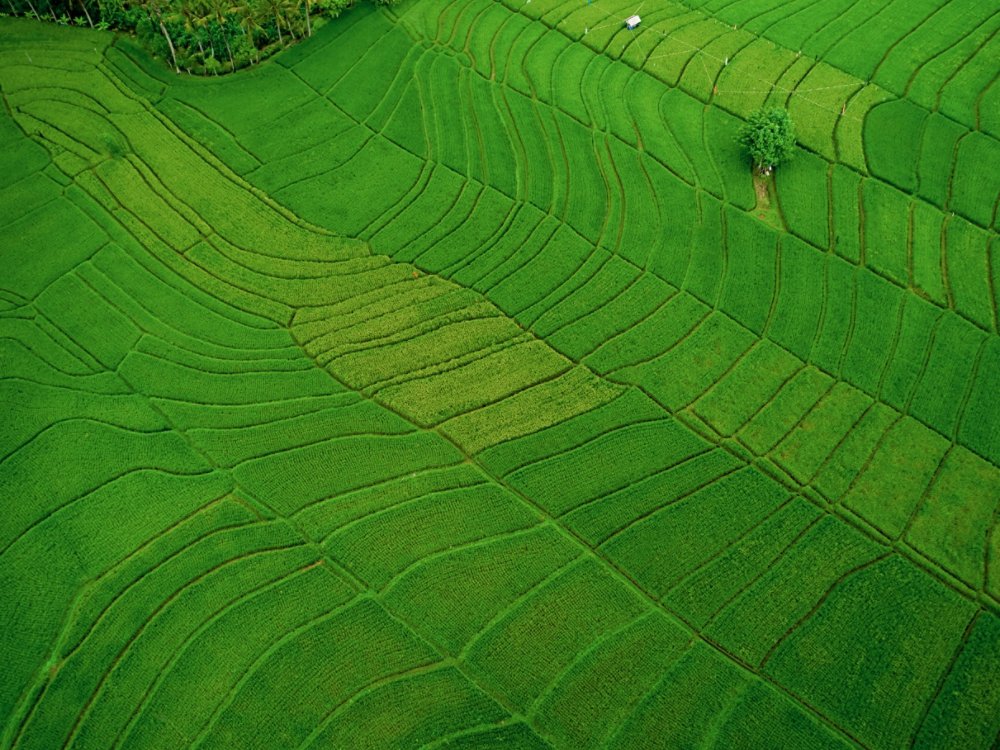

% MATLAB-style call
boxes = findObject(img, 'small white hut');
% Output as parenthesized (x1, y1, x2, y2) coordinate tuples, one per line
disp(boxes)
(625, 15, 641, 29)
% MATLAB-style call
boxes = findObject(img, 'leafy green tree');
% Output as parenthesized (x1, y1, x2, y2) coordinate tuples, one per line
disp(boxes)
(257, 0, 289, 44)
(737, 107, 795, 176)
(10, 0, 405, 72)
(235, 0, 263, 60)
(200, 0, 235, 67)
(175, 0, 206, 60)
(129, 0, 180, 72)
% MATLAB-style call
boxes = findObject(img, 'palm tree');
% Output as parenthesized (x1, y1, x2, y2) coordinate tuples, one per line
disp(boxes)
(235, 0, 263, 62)
(129, 0, 179, 72)
(257, 0, 288, 44)
(191, 0, 219, 67)
(203, 0, 235, 68)
(7, 0, 39, 19)
(177, 0, 207, 61)
(300, 0, 310, 37)
(76, 0, 95, 27)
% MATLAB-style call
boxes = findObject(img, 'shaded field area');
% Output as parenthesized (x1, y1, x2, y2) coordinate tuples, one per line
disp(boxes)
(1, 0, 999, 748)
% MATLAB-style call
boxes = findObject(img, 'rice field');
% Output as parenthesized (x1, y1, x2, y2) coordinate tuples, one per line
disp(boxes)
(1, 0, 998, 747)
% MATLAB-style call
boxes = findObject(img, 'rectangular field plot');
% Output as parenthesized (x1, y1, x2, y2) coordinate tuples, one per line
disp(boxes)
(469, 79, 519, 197)
(233, 431, 465, 515)
(606, 139, 665, 267)
(939, 50, 1000, 165)
(3, 198, 106, 301)
(324, 482, 539, 589)
(504, 418, 708, 517)
(737, 366, 833, 456)
(705, 515, 882, 665)
(550, 273, 678, 362)
(294, 463, 483, 538)
(839, 270, 902, 396)
(606, 643, 751, 750)
(808, 258, 854, 377)
(196, 599, 443, 749)
(377, 339, 571, 425)
(110, 563, 355, 750)
(775, 150, 831, 249)
(564, 448, 743, 546)
(662, 497, 820, 627)
(862, 179, 910, 285)
(328, 26, 416, 123)
(917, 114, 967, 209)
(905, 446, 1000, 590)
(0, 418, 206, 553)
(583, 291, 709, 374)
(333, 316, 521, 391)
(61, 533, 322, 750)
(771, 381, 873, 485)
(303, 666, 531, 749)
(709, 679, 854, 750)
(911, 200, 947, 305)
(786, 63, 855, 161)
(958, 337, 1000, 467)
(8, 495, 258, 745)
(691, 340, 803, 438)
(945, 217, 995, 331)
(841, 416, 949, 538)
(527, 253, 640, 338)
(275, 136, 425, 238)
(720, 207, 778, 334)
(382, 523, 580, 655)
(462, 558, 648, 712)
(372, 166, 479, 259)
(830, 165, 862, 264)
(765, 556, 976, 749)
(440, 366, 623, 455)
(601, 466, 789, 596)
(812, 403, 898, 501)
(487, 224, 596, 314)
(186, 399, 413, 468)
(532, 611, 689, 749)
(912, 613, 1000, 750)
(454, 208, 553, 292)
(405, 185, 516, 271)
(615, 311, 758, 410)
(768, 236, 826, 361)
(478, 387, 663, 476)
(714, 38, 798, 119)
(908, 313, 985, 437)
(35, 273, 142, 369)
(863, 99, 926, 193)
(879, 295, 940, 410)
(683, 200, 728, 306)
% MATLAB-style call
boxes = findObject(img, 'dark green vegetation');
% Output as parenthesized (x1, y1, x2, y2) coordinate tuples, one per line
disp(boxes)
(1, 0, 396, 73)
(2, 0, 999, 748)
(738, 107, 795, 175)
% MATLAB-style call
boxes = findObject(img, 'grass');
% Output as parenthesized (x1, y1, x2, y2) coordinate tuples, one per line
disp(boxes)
(1, 0, 999, 748)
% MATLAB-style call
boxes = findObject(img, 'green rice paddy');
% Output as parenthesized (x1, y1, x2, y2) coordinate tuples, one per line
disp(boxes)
(2, 0, 999, 747)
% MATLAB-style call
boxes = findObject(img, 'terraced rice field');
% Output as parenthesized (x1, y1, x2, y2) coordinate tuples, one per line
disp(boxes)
(2, 0, 999, 747)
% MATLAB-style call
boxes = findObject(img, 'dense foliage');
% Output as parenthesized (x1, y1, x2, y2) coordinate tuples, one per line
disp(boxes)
(738, 107, 796, 176)
(0, 0, 396, 73)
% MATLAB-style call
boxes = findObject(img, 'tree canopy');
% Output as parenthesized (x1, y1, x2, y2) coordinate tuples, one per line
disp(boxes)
(737, 107, 796, 176)
(1, 0, 398, 74)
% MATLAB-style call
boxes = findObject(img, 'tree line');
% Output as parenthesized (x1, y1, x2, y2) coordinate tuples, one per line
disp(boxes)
(1, 0, 397, 74)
